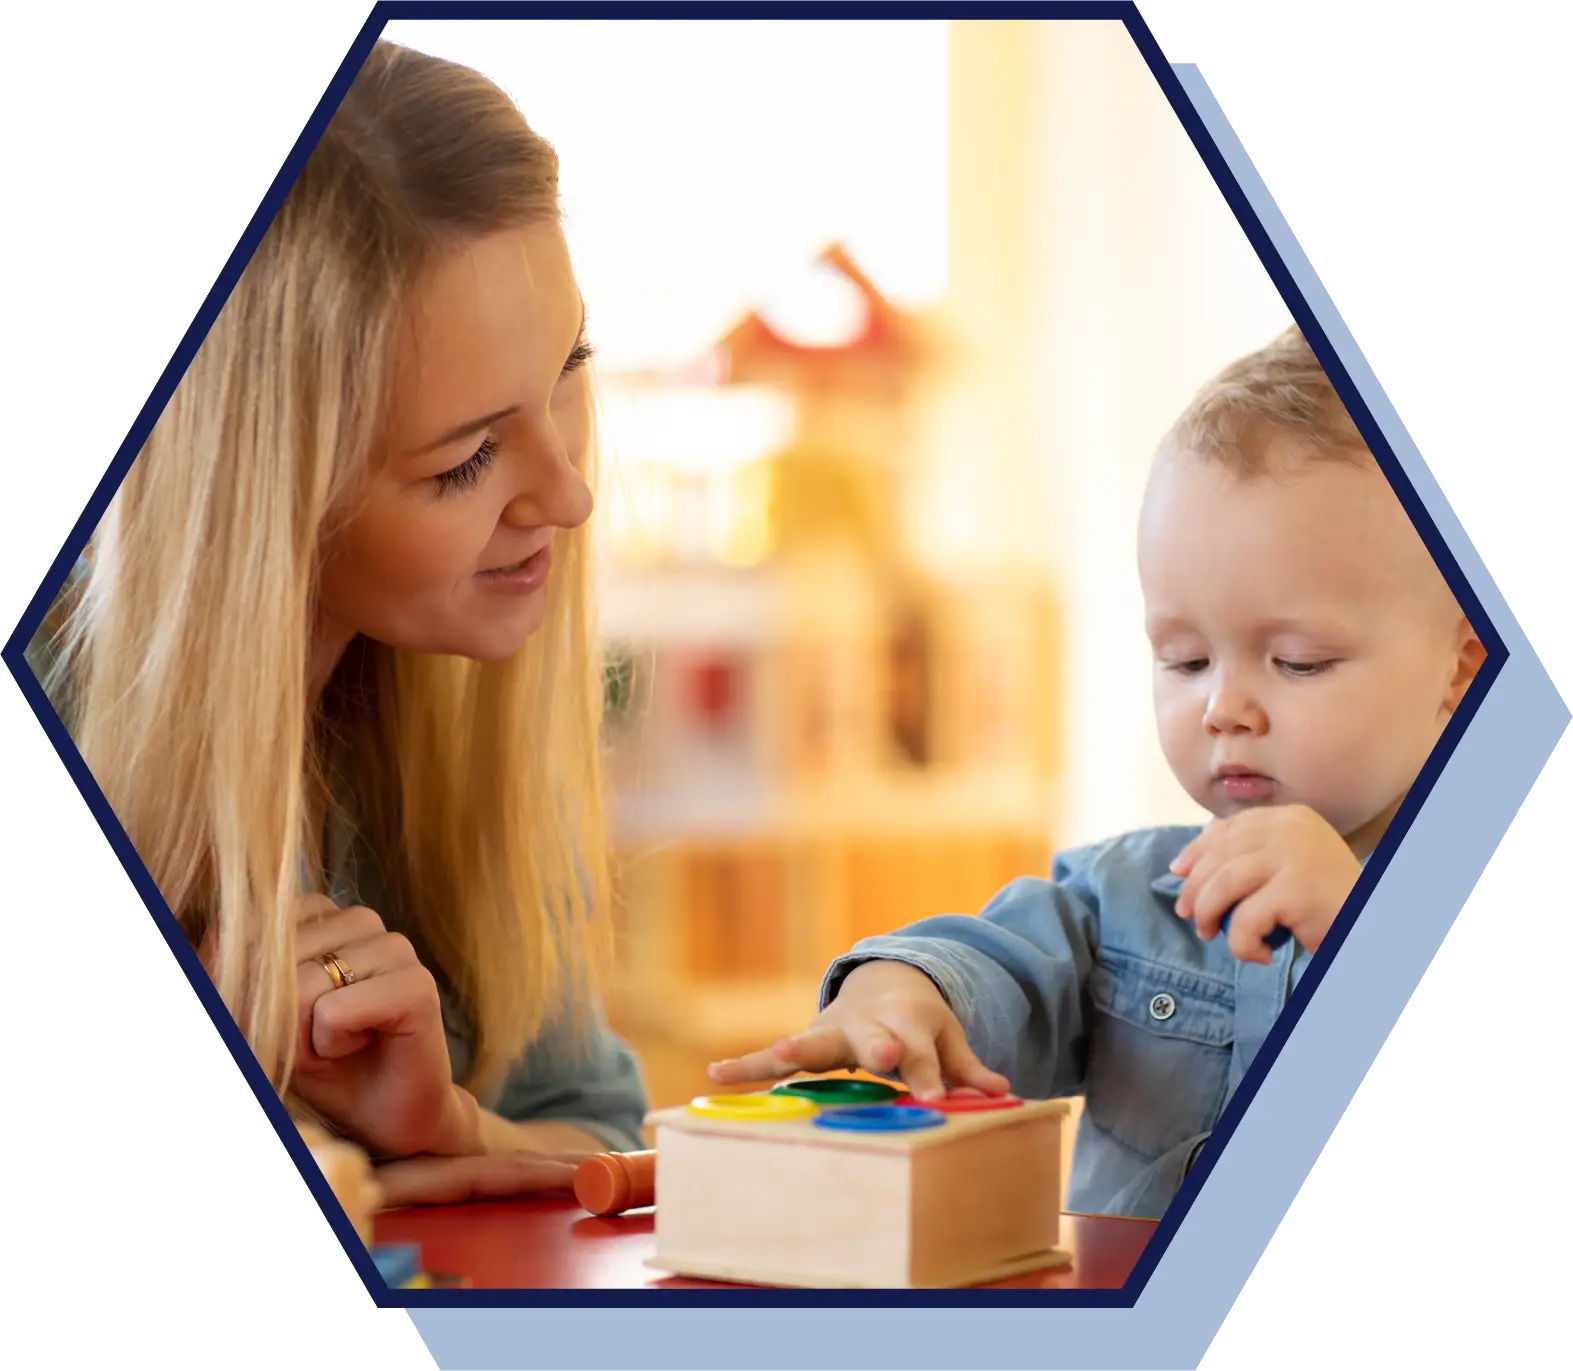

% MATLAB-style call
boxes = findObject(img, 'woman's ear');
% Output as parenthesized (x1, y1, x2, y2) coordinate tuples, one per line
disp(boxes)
(1444, 617, 1488, 714)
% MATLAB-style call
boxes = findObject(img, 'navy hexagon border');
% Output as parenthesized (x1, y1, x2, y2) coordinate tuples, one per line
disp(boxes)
(3, 3, 1564, 1366)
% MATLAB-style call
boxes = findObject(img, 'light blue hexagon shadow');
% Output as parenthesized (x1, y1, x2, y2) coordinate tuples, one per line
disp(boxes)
(402, 36, 1568, 1371)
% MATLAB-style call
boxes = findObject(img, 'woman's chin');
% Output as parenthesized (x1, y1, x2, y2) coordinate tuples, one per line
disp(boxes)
(376, 627, 538, 664)
(455, 616, 547, 663)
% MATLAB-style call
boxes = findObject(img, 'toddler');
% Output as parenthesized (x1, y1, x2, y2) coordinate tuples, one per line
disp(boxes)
(709, 326, 1484, 1219)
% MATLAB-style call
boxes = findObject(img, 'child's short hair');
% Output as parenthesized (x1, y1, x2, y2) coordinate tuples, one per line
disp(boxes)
(1161, 324, 1371, 475)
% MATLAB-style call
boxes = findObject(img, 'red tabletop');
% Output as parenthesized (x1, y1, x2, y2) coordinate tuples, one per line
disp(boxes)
(375, 1197, 1154, 1290)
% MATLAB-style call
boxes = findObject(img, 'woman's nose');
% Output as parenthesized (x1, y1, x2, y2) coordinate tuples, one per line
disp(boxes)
(502, 430, 594, 532)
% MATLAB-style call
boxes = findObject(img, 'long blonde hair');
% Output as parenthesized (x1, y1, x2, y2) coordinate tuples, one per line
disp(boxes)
(52, 40, 610, 1097)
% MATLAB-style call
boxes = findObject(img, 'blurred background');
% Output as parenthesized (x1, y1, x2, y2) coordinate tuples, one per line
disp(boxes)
(386, 18, 1293, 1152)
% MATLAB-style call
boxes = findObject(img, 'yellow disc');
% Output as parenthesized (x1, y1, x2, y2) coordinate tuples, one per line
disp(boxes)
(687, 1092, 817, 1122)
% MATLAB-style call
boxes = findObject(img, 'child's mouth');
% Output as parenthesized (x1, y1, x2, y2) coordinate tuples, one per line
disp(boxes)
(1214, 769, 1274, 802)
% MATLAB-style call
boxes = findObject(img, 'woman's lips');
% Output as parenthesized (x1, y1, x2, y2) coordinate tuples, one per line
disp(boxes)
(475, 544, 551, 594)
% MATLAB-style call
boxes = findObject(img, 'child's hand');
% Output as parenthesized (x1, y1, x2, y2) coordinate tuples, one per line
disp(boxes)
(1170, 805, 1361, 962)
(705, 959, 1010, 1103)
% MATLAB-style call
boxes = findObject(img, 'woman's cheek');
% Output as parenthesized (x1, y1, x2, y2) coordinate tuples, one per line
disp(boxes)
(370, 503, 482, 591)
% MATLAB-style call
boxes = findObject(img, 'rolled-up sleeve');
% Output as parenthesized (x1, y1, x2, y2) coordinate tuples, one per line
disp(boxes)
(818, 875, 1101, 1100)
(488, 1009, 649, 1152)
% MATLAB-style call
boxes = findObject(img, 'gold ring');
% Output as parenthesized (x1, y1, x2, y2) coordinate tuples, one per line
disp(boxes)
(317, 952, 356, 990)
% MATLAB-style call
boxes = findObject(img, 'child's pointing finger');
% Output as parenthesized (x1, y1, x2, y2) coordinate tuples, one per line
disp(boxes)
(706, 1026, 855, 1087)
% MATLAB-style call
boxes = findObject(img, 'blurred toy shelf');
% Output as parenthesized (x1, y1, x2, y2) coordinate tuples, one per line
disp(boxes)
(610, 974, 829, 1061)
(611, 772, 1059, 843)
(593, 245, 1066, 1123)
(610, 824, 1052, 977)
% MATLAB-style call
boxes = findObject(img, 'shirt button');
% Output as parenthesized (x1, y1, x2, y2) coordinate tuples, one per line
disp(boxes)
(1149, 992, 1177, 1021)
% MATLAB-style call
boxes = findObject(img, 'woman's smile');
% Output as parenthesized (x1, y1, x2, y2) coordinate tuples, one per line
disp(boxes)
(475, 542, 552, 594)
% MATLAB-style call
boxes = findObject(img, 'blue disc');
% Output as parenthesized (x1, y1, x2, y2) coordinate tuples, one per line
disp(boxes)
(1219, 908, 1293, 950)
(812, 1103, 947, 1132)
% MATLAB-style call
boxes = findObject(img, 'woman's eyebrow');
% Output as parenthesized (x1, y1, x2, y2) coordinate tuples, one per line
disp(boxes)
(410, 406, 521, 457)
(407, 303, 587, 458)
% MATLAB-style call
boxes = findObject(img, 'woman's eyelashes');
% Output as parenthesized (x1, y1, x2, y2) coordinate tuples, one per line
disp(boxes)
(433, 343, 591, 496)
(434, 435, 499, 496)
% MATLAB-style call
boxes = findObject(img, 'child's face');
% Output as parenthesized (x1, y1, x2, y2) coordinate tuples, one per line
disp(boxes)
(1138, 438, 1477, 856)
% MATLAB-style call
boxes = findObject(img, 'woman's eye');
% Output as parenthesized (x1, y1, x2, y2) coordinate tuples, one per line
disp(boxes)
(562, 338, 595, 375)
(434, 435, 499, 495)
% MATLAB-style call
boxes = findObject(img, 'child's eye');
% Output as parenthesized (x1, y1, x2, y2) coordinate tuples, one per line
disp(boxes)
(1163, 658, 1210, 675)
(434, 435, 499, 495)
(1277, 658, 1334, 678)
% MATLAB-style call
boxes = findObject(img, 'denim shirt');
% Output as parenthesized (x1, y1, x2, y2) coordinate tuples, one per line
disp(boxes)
(26, 576, 648, 1153)
(819, 825, 1312, 1219)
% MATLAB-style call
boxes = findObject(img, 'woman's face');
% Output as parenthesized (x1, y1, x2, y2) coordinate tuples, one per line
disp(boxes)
(316, 223, 594, 666)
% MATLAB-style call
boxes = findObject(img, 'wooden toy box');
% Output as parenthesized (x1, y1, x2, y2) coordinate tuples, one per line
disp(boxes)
(645, 1096, 1071, 1288)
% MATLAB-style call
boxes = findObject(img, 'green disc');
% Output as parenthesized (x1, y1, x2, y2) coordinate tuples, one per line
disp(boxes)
(770, 1078, 901, 1106)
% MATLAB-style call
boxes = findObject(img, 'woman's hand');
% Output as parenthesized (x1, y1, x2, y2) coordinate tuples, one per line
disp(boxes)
(372, 1150, 593, 1209)
(291, 895, 479, 1161)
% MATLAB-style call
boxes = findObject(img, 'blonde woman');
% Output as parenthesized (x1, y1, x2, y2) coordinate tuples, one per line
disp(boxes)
(29, 40, 646, 1205)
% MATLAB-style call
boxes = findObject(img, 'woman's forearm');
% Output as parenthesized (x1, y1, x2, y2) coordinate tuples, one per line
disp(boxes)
(475, 1104, 608, 1156)
(435, 1085, 609, 1157)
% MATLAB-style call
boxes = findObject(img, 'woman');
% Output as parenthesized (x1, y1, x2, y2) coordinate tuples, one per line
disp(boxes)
(30, 40, 647, 1204)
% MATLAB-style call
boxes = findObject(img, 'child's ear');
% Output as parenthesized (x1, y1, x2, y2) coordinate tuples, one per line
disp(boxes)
(1444, 617, 1487, 714)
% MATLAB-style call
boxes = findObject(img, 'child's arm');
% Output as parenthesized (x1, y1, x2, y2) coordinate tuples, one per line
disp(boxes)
(709, 876, 1099, 1101)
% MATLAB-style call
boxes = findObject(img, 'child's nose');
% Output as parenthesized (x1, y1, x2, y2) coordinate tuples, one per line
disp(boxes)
(1204, 683, 1267, 735)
